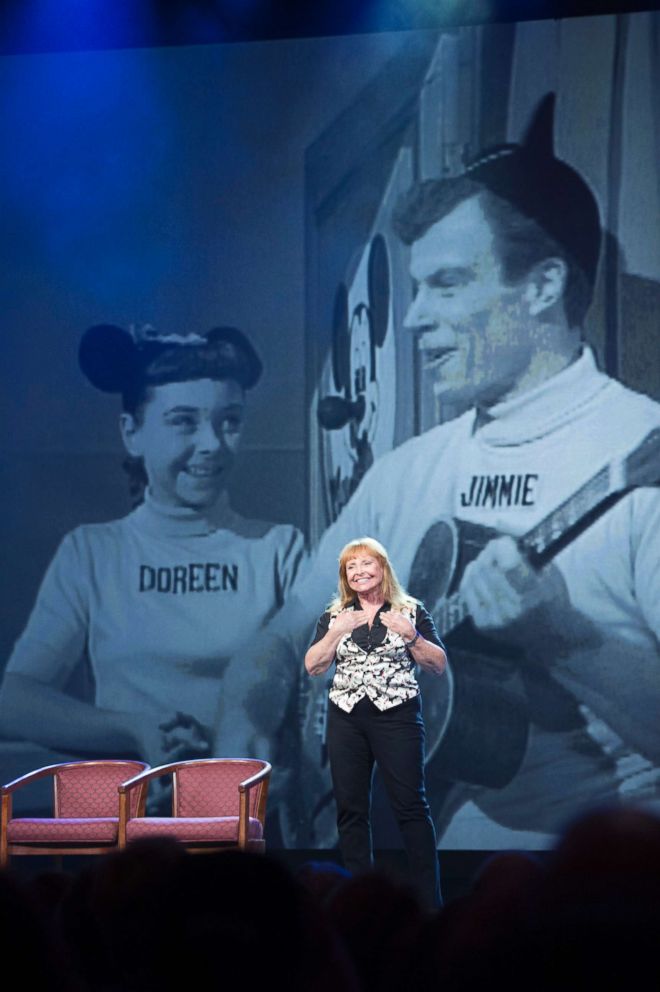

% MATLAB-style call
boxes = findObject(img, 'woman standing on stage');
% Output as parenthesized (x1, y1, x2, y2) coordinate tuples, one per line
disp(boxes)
(304, 536, 447, 908)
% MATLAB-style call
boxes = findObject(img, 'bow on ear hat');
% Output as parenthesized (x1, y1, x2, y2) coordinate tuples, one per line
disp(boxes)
(78, 323, 263, 394)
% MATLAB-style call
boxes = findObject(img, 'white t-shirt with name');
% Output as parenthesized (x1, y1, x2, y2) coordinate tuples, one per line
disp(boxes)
(7, 492, 304, 731)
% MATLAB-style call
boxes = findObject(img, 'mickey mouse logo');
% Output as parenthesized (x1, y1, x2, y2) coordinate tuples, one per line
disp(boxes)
(317, 233, 396, 521)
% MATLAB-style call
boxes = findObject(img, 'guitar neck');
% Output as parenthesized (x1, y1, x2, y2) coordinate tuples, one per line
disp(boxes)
(520, 463, 612, 561)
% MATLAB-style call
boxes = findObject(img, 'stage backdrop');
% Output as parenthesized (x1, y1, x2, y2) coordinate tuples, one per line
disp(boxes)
(1, 12, 659, 849)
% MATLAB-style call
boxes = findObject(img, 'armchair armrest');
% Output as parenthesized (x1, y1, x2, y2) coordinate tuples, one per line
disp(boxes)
(119, 763, 178, 794)
(1, 763, 61, 796)
(1, 763, 61, 828)
(237, 763, 272, 834)
(237, 763, 272, 793)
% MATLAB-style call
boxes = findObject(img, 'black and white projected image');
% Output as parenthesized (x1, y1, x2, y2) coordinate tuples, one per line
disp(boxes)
(1, 14, 660, 851)
(218, 13, 660, 850)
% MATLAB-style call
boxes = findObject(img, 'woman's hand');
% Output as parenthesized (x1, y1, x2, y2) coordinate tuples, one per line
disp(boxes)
(160, 711, 213, 760)
(332, 609, 369, 635)
(132, 711, 212, 766)
(380, 610, 416, 642)
(305, 608, 368, 677)
(382, 609, 447, 675)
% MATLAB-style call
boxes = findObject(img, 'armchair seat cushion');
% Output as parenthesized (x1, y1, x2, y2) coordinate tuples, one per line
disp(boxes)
(125, 816, 264, 843)
(7, 817, 119, 843)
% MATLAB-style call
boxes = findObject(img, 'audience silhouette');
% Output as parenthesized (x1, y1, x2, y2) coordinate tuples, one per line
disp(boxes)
(2, 805, 659, 991)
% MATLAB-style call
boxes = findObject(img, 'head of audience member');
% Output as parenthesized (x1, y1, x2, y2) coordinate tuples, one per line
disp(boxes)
(58, 840, 359, 992)
(326, 871, 426, 992)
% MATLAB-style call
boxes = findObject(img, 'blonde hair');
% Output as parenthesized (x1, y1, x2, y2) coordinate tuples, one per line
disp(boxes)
(328, 537, 417, 613)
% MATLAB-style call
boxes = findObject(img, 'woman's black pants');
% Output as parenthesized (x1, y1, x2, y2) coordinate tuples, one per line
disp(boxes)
(327, 694, 441, 909)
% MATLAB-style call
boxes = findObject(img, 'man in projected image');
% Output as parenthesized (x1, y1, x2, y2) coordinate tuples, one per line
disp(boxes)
(382, 95, 660, 839)
(0, 325, 303, 781)
(217, 94, 660, 846)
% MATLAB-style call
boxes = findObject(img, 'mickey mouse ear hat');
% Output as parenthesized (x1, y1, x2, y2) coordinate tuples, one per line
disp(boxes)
(464, 93, 601, 288)
(79, 323, 263, 395)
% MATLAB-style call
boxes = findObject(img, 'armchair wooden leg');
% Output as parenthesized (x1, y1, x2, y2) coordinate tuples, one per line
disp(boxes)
(1, 794, 10, 870)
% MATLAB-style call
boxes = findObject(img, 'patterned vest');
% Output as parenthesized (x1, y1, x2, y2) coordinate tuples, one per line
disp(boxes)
(328, 602, 420, 712)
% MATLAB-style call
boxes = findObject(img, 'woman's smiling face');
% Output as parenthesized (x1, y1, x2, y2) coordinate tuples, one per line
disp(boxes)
(120, 377, 245, 509)
(344, 553, 385, 599)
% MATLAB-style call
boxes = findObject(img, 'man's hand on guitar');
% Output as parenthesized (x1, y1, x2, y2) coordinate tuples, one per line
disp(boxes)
(459, 535, 565, 631)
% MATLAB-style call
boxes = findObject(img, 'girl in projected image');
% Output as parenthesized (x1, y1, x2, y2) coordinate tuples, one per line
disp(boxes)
(0, 324, 303, 771)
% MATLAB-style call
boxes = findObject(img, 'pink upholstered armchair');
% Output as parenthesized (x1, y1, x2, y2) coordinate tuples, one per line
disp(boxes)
(0, 759, 148, 868)
(118, 758, 272, 853)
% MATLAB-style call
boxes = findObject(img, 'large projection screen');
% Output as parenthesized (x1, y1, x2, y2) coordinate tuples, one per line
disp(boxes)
(1, 12, 659, 850)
